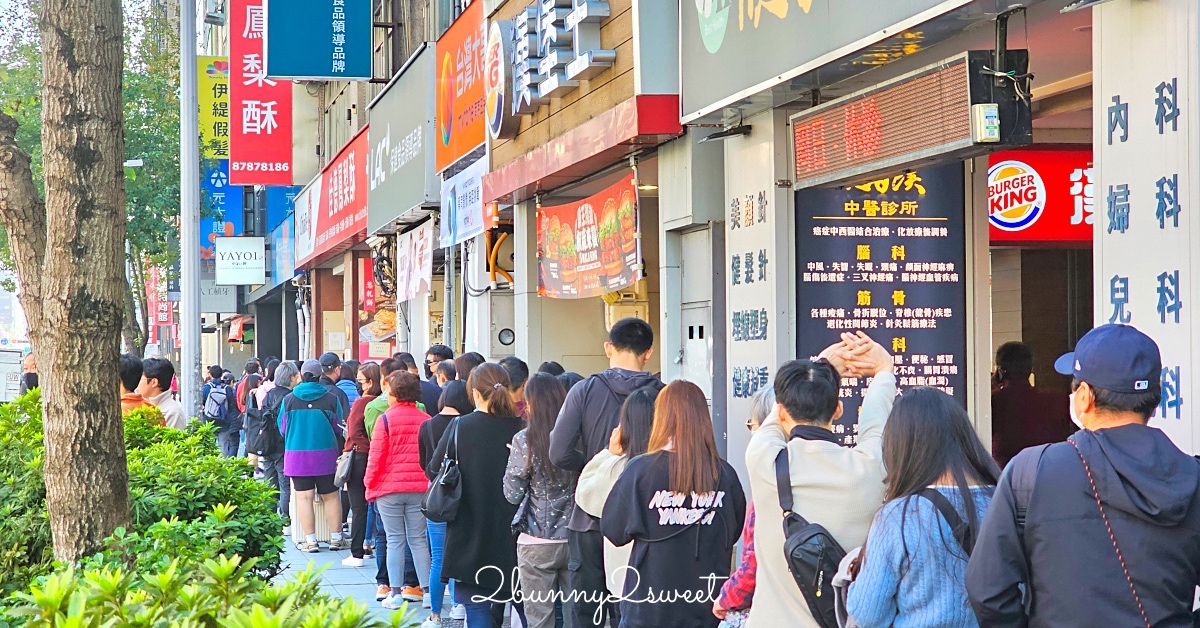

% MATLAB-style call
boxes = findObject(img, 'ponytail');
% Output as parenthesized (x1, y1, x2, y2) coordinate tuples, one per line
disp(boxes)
(468, 362, 518, 418)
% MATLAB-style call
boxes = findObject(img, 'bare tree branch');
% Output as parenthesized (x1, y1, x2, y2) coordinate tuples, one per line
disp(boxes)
(0, 110, 47, 331)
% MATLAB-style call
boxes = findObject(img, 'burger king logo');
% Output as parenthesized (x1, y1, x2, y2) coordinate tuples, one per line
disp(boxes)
(988, 160, 1046, 231)
(439, 52, 455, 147)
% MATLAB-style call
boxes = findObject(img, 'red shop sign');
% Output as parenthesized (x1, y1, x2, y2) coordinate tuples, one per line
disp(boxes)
(987, 149, 1093, 245)
(295, 128, 370, 268)
(229, 0, 294, 185)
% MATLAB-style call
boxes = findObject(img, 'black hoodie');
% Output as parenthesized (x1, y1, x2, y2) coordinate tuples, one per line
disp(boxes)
(967, 425, 1200, 628)
(549, 367, 662, 531)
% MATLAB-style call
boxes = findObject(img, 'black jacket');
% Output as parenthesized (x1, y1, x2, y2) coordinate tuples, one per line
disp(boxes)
(419, 412, 454, 480)
(420, 379, 442, 416)
(549, 368, 662, 531)
(601, 451, 746, 628)
(245, 385, 288, 456)
(430, 410, 525, 595)
(318, 375, 351, 426)
(967, 425, 1200, 628)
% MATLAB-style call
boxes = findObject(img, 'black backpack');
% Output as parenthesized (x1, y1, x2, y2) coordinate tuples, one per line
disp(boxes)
(244, 388, 283, 456)
(775, 448, 846, 628)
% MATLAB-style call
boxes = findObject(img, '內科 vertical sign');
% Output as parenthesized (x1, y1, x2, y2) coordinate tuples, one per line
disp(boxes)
(229, 0, 294, 185)
(1094, 0, 1193, 451)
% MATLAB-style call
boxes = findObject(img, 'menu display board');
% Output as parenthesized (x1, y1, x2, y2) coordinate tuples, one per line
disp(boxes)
(795, 163, 967, 446)
(537, 174, 640, 299)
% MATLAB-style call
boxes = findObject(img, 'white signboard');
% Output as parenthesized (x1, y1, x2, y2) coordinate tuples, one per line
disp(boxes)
(439, 158, 487, 248)
(294, 176, 323, 263)
(215, 236, 267, 285)
(201, 279, 239, 313)
(0, 349, 22, 402)
(1095, 0, 1196, 453)
(397, 221, 435, 303)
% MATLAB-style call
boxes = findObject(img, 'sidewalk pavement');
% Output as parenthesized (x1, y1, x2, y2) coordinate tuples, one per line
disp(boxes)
(278, 538, 465, 627)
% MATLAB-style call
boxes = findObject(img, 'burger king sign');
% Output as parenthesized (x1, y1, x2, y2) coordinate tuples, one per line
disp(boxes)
(987, 150, 1093, 245)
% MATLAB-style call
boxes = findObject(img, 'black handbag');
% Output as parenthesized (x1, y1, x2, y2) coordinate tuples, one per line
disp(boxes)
(775, 448, 846, 628)
(422, 417, 462, 523)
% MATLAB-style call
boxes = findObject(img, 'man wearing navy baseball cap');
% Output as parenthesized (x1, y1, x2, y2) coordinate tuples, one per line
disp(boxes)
(967, 324, 1200, 628)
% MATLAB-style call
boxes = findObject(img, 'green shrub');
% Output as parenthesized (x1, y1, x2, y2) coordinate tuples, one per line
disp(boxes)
(0, 390, 283, 596)
(7, 556, 417, 627)
(126, 432, 285, 575)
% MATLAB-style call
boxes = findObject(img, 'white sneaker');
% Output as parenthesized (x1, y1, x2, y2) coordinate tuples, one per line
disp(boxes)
(380, 594, 406, 611)
(341, 555, 365, 568)
(422, 592, 431, 609)
(421, 616, 441, 628)
(449, 604, 467, 620)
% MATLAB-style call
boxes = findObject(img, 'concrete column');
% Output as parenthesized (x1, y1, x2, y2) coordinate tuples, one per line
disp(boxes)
(1094, 0, 1196, 452)
(722, 109, 794, 488)
(514, 199, 544, 365)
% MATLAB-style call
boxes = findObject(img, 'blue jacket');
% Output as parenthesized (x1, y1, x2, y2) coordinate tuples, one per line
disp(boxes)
(967, 425, 1200, 628)
(279, 381, 342, 478)
(336, 378, 361, 404)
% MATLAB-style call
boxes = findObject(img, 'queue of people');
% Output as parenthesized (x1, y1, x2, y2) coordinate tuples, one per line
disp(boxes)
(111, 317, 1200, 628)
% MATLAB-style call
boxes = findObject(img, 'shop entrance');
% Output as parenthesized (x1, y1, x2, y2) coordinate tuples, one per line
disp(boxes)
(986, 148, 1093, 463)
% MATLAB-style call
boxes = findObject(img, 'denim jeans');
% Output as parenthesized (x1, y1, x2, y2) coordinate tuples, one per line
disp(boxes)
(376, 492, 431, 589)
(365, 502, 376, 542)
(259, 452, 290, 520)
(454, 582, 498, 628)
(217, 430, 240, 458)
(427, 520, 456, 615)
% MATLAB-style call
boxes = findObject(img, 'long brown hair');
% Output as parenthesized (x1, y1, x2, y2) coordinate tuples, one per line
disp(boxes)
(467, 362, 517, 418)
(647, 380, 721, 496)
(524, 373, 569, 482)
(359, 362, 382, 397)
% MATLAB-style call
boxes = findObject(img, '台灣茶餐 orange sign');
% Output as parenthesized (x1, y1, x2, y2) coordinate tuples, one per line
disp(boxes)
(435, 1, 486, 172)
(537, 174, 641, 299)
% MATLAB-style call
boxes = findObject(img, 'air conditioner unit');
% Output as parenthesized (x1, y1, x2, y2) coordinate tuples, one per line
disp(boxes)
(204, 0, 226, 26)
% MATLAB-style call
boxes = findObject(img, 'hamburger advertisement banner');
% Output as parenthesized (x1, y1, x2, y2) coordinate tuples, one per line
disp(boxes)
(538, 174, 641, 299)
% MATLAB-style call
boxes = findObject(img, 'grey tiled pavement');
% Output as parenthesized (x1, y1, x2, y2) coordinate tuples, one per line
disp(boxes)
(277, 537, 466, 627)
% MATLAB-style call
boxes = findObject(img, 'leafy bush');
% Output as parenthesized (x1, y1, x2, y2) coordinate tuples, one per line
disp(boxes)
(0, 392, 50, 598)
(125, 431, 285, 575)
(0, 390, 283, 597)
(7, 556, 416, 627)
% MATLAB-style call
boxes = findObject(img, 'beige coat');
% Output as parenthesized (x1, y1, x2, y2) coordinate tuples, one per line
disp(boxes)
(745, 372, 894, 628)
(575, 448, 633, 596)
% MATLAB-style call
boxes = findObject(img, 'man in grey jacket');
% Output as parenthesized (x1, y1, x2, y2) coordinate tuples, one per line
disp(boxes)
(549, 317, 661, 627)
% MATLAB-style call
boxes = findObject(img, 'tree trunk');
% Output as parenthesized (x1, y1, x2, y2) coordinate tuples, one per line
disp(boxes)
(0, 0, 131, 562)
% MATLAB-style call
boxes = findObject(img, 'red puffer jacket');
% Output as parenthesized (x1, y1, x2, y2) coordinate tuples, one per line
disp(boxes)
(365, 401, 431, 500)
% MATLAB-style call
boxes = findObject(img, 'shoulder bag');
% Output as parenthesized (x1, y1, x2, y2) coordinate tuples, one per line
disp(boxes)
(775, 448, 846, 628)
(422, 416, 462, 523)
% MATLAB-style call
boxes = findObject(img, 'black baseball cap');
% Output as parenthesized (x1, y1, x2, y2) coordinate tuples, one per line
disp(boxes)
(318, 352, 341, 372)
(1054, 324, 1162, 394)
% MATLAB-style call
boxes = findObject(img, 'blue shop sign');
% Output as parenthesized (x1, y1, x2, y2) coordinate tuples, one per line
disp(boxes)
(264, 0, 373, 80)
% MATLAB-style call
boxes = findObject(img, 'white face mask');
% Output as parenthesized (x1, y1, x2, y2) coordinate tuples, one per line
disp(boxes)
(1069, 389, 1084, 429)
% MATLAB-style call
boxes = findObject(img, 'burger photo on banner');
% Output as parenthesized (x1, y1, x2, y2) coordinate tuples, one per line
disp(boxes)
(537, 174, 641, 299)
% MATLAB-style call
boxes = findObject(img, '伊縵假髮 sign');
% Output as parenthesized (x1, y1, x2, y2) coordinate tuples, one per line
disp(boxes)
(794, 163, 967, 446)
(229, 0, 294, 185)
(198, 56, 230, 159)
(537, 173, 640, 299)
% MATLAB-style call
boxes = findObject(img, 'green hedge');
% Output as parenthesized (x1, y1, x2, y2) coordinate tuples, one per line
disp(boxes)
(0, 391, 283, 596)
(7, 556, 414, 627)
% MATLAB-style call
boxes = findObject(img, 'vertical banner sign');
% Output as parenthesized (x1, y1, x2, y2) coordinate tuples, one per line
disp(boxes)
(1094, 1, 1191, 450)
(435, 0, 486, 172)
(295, 129, 370, 268)
(439, 157, 487, 248)
(795, 164, 967, 445)
(537, 174, 641, 298)
(264, 0, 373, 80)
(395, 222, 435, 303)
(988, 149, 1094, 245)
(198, 56, 231, 159)
(229, 0, 294, 185)
(269, 213, 295, 290)
(200, 161, 245, 268)
(147, 268, 160, 345)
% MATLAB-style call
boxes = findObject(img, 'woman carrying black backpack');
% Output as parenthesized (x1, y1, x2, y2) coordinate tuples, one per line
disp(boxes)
(252, 360, 296, 527)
